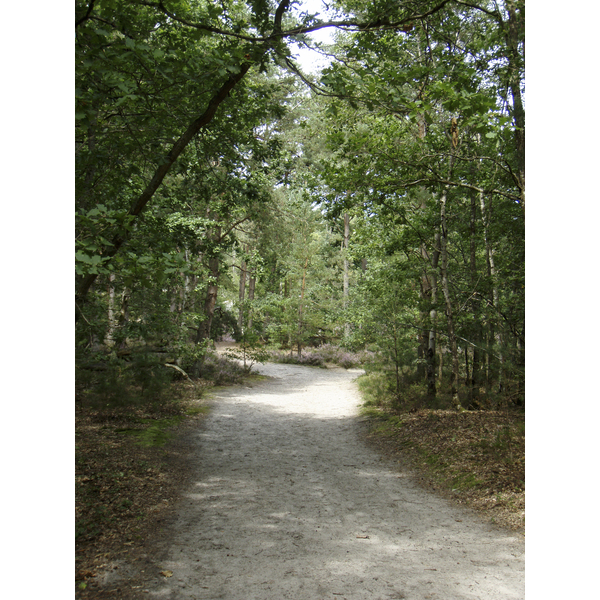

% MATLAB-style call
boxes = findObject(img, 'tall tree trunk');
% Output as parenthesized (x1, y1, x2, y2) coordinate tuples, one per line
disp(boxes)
(392, 321, 401, 398)
(439, 154, 462, 410)
(480, 193, 504, 393)
(105, 272, 116, 347)
(238, 254, 247, 331)
(297, 256, 309, 356)
(343, 212, 350, 339)
(193, 225, 222, 376)
(247, 273, 256, 330)
(505, 0, 525, 214)
(424, 230, 440, 398)
(469, 192, 480, 406)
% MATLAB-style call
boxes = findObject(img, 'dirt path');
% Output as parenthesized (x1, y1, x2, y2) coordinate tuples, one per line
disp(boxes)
(135, 363, 524, 599)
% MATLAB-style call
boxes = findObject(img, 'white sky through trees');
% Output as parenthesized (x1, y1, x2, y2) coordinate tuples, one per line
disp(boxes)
(291, 0, 336, 73)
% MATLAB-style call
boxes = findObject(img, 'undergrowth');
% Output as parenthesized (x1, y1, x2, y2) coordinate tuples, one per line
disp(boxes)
(270, 343, 374, 369)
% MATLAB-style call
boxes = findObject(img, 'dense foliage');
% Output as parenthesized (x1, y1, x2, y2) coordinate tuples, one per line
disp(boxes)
(75, 0, 524, 410)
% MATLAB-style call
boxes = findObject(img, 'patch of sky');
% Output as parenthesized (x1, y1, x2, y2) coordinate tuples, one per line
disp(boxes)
(289, 0, 338, 74)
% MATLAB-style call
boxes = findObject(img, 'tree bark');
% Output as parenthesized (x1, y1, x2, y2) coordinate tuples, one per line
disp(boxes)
(439, 154, 462, 410)
(297, 256, 309, 356)
(247, 273, 256, 330)
(480, 193, 504, 392)
(505, 0, 525, 214)
(105, 272, 116, 347)
(343, 212, 350, 339)
(426, 230, 440, 398)
(196, 227, 222, 348)
(238, 253, 247, 331)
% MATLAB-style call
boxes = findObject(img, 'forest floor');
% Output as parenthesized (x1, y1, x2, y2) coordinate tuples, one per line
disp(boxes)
(75, 362, 524, 599)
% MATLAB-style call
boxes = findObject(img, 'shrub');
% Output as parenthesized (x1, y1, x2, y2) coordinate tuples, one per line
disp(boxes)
(200, 351, 247, 385)
(269, 344, 370, 369)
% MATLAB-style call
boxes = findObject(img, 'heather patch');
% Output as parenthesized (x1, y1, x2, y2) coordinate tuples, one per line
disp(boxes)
(269, 344, 372, 369)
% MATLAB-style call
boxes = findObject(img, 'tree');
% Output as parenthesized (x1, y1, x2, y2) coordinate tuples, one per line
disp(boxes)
(76, 0, 524, 408)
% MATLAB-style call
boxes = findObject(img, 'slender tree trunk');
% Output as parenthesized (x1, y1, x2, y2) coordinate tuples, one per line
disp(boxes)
(343, 212, 350, 339)
(480, 193, 504, 392)
(469, 192, 480, 406)
(238, 254, 247, 331)
(505, 0, 525, 214)
(297, 256, 309, 356)
(193, 225, 222, 377)
(105, 272, 116, 347)
(439, 154, 462, 410)
(247, 273, 256, 330)
(117, 286, 130, 350)
(392, 322, 401, 397)
(425, 230, 440, 398)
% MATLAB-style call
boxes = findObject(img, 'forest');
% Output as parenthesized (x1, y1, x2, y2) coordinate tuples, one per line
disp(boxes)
(74, 2, 526, 592)
(75, 0, 524, 411)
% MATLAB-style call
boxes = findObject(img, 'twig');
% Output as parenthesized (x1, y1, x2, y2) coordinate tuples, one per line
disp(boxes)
(163, 363, 199, 388)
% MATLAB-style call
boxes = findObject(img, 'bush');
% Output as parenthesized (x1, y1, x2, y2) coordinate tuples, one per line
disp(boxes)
(76, 351, 178, 410)
(269, 350, 325, 367)
(357, 371, 397, 408)
(200, 351, 247, 385)
(269, 344, 371, 369)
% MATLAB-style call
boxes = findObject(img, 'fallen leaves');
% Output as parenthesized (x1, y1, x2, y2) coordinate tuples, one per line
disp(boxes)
(75, 380, 209, 597)
(362, 408, 525, 532)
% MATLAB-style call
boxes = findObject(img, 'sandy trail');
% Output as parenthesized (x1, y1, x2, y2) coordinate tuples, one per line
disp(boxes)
(143, 363, 524, 599)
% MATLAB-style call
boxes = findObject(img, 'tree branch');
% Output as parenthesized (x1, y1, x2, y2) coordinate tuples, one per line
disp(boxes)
(75, 0, 97, 28)
(452, 0, 501, 19)
(139, 0, 455, 43)
(76, 62, 252, 305)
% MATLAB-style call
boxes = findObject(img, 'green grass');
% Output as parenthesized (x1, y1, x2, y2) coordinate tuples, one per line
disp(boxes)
(185, 405, 210, 416)
(114, 404, 211, 447)
(116, 416, 185, 447)
(451, 472, 483, 491)
(359, 405, 404, 436)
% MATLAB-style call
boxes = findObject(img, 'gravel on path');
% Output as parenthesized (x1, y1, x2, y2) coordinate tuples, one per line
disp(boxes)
(135, 362, 524, 599)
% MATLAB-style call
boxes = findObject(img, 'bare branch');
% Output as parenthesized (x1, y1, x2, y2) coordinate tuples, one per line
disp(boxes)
(139, 0, 456, 43)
